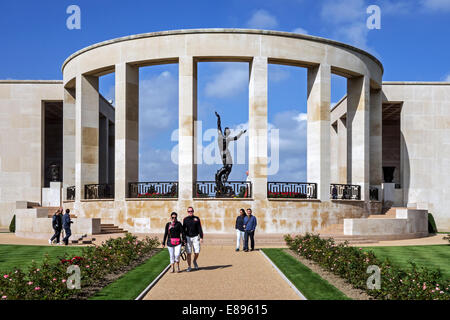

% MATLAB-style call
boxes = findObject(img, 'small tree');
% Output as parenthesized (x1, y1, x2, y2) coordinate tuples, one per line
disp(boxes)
(9, 214, 16, 233)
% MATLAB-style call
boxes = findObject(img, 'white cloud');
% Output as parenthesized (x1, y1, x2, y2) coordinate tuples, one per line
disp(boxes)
(320, 0, 372, 51)
(269, 65, 290, 83)
(204, 64, 248, 98)
(268, 110, 308, 181)
(246, 9, 278, 29)
(292, 27, 308, 34)
(379, 0, 414, 14)
(444, 74, 450, 82)
(421, 0, 450, 12)
(321, 0, 365, 24)
(139, 147, 178, 181)
(139, 70, 178, 135)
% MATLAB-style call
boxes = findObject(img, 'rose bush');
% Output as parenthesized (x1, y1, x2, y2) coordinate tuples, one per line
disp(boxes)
(285, 233, 449, 300)
(0, 233, 159, 300)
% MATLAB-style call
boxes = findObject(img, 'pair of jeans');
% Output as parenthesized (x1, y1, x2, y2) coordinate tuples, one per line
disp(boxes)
(236, 229, 245, 249)
(244, 230, 255, 250)
(50, 229, 61, 243)
(62, 228, 71, 245)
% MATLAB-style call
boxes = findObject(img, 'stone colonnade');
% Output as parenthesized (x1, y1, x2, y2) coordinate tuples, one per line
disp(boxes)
(61, 30, 384, 232)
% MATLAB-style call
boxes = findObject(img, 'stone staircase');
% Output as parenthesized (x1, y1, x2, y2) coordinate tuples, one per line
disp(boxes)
(200, 233, 287, 246)
(315, 209, 404, 244)
(71, 234, 96, 245)
(98, 223, 128, 234)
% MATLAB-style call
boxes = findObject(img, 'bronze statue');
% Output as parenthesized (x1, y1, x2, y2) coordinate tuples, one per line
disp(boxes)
(214, 111, 246, 196)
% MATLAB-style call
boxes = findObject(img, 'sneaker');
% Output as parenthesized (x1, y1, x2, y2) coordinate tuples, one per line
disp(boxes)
(193, 261, 199, 270)
(235, 248, 239, 252)
(48, 239, 52, 245)
(244, 249, 249, 252)
(186, 267, 192, 272)
(250, 248, 254, 251)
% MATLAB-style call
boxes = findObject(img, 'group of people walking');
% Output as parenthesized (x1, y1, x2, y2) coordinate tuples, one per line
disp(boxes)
(162, 206, 257, 273)
(48, 208, 73, 246)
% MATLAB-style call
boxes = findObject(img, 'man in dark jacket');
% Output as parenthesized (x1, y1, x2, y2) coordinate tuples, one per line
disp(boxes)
(243, 208, 257, 252)
(182, 206, 203, 272)
(49, 207, 63, 245)
(62, 209, 73, 246)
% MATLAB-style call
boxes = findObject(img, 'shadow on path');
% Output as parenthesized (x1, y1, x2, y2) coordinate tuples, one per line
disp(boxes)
(197, 264, 232, 271)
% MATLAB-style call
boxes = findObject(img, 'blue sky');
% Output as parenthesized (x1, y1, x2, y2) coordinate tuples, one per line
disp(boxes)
(1, 0, 449, 182)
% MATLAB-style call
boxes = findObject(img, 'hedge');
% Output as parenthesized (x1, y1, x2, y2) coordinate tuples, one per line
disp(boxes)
(0, 233, 159, 300)
(285, 233, 449, 300)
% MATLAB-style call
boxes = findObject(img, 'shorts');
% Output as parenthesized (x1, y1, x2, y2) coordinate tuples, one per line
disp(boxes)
(186, 235, 201, 254)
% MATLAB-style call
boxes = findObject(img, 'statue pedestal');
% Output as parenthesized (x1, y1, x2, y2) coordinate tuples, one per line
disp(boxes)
(42, 182, 62, 207)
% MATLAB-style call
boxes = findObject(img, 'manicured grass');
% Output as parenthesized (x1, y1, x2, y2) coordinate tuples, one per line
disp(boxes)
(0, 244, 83, 272)
(262, 248, 350, 300)
(363, 245, 450, 280)
(90, 249, 169, 300)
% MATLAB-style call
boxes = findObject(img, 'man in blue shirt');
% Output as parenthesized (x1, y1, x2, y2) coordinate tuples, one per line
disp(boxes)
(243, 208, 257, 252)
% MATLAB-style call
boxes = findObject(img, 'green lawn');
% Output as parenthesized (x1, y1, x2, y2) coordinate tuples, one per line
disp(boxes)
(363, 245, 450, 280)
(0, 244, 84, 272)
(90, 249, 169, 300)
(262, 248, 350, 300)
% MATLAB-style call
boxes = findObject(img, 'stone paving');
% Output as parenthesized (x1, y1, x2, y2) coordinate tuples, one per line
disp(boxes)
(143, 245, 303, 300)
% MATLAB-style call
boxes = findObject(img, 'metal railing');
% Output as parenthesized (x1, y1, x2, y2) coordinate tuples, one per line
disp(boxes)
(330, 184, 361, 200)
(67, 186, 75, 200)
(84, 183, 114, 199)
(129, 182, 178, 198)
(195, 181, 252, 198)
(267, 182, 317, 199)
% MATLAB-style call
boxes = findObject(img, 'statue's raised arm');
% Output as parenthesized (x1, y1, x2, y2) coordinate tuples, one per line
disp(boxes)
(232, 129, 247, 141)
(215, 111, 222, 135)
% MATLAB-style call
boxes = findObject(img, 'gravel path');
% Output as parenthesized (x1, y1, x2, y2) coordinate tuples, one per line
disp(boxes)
(143, 245, 303, 300)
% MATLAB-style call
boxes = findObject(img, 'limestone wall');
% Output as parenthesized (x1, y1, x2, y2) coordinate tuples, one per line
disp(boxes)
(382, 82, 450, 231)
(0, 81, 63, 228)
(62, 199, 372, 234)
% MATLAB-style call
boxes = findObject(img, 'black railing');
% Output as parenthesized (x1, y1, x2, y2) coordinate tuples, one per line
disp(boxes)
(267, 182, 317, 199)
(330, 184, 361, 200)
(84, 183, 114, 199)
(129, 182, 178, 198)
(67, 186, 75, 200)
(195, 181, 252, 198)
(369, 186, 379, 201)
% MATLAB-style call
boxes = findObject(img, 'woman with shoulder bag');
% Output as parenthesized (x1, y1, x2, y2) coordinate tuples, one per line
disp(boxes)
(162, 212, 186, 273)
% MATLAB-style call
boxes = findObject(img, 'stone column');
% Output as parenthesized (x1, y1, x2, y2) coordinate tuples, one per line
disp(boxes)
(115, 63, 139, 200)
(370, 88, 382, 199)
(99, 115, 109, 184)
(347, 75, 370, 200)
(178, 56, 197, 200)
(330, 122, 338, 183)
(249, 56, 268, 200)
(108, 121, 115, 185)
(63, 87, 76, 200)
(307, 63, 331, 200)
(75, 74, 99, 201)
(338, 116, 347, 183)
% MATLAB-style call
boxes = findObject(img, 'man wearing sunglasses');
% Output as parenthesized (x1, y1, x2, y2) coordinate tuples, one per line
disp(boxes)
(183, 206, 203, 272)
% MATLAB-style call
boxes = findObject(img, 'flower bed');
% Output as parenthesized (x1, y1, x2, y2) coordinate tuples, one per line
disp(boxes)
(137, 192, 175, 198)
(0, 233, 159, 300)
(284, 233, 450, 300)
(268, 192, 307, 198)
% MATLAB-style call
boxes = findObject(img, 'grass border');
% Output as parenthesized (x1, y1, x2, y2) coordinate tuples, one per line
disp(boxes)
(261, 248, 350, 300)
(89, 249, 169, 300)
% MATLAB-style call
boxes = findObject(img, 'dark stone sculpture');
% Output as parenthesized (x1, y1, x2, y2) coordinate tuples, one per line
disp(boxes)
(214, 111, 246, 197)
(48, 163, 60, 182)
